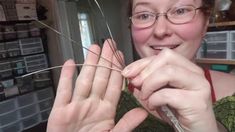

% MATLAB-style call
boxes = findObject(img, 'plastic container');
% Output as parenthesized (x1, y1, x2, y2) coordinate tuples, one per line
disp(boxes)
(0, 69, 13, 79)
(33, 71, 50, 79)
(36, 88, 54, 101)
(211, 64, 231, 72)
(0, 32, 3, 41)
(0, 110, 19, 126)
(3, 26, 17, 40)
(15, 75, 34, 94)
(0, 121, 22, 132)
(205, 42, 227, 50)
(17, 30, 29, 38)
(0, 51, 7, 59)
(19, 37, 44, 55)
(206, 51, 227, 59)
(40, 109, 51, 122)
(24, 54, 48, 73)
(0, 62, 11, 71)
(0, 43, 5, 51)
(22, 114, 40, 130)
(0, 99, 16, 115)
(17, 92, 36, 107)
(29, 28, 40, 37)
(19, 104, 38, 118)
(34, 79, 52, 89)
(232, 52, 235, 59)
(205, 31, 229, 42)
(15, 23, 28, 31)
(5, 41, 19, 50)
(38, 98, 54, 111)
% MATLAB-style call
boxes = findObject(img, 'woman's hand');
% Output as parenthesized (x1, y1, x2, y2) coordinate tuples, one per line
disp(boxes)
(122, 48, 219, 132)
(47, 40, 148, 132)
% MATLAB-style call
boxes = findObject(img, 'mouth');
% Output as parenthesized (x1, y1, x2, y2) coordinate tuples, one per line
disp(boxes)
(150, 44, 180, 50)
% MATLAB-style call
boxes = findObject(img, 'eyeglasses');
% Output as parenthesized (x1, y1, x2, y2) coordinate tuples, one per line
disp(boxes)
(130, 5, 204, 28)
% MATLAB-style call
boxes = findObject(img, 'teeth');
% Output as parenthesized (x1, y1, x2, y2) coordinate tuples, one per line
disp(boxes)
(151, 45, 178, 50)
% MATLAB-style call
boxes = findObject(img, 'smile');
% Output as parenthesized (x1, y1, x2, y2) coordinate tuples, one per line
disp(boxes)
(150, 45, 180, 50)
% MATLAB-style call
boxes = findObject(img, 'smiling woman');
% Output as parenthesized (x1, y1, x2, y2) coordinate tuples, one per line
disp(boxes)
(45, 0, 235, 131)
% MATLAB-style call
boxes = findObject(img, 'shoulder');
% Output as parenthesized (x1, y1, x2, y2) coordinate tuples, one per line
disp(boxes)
(210, 70, 235, 100)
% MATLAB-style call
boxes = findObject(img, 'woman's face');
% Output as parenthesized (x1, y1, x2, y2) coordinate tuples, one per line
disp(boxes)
(131, 0, 209, 60)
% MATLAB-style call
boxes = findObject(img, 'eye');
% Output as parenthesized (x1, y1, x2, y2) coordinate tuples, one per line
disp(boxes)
(133, 12, 155, 20)
(171, 6, 193, 16)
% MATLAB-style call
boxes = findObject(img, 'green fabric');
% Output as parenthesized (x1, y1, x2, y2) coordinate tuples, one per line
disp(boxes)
(115, 91, 174, 132)
(116, 91, 235, 132)
(213, 95, 235, 132)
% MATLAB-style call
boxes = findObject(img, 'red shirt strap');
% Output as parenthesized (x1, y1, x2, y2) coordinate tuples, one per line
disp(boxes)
(204, 69, 216, 103)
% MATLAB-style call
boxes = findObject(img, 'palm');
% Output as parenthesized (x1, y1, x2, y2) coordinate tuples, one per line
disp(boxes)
(47, 42, 147, 132)
(48, 98, 116, 132)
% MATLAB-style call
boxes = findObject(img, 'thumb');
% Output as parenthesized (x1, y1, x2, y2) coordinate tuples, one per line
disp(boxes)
(112, 108, 148, 132)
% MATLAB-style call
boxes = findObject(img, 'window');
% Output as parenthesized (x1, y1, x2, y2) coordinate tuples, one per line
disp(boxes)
(78, 12, 94, 58)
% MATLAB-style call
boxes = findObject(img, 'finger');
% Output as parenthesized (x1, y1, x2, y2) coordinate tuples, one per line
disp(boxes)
(54, 60, 76, 107)
(122, 48, 203, 87)
(148, 88, 205, 112)
(141, 65, 210, 100)
(73, 44, 101, 100)
(112, 108, 148, 132)
(104, 51, 124, 106)
(90, 39, 114, 98)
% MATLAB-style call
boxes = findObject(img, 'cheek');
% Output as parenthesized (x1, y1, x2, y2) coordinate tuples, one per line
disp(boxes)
(176, 20, 206, 42)
(131, 27, 152, 45)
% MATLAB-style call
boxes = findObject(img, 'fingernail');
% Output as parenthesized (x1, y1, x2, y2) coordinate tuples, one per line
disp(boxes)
(122, 68, 130, 76)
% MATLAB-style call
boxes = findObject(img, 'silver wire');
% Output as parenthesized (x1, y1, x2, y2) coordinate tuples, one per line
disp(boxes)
(22, 63, 122, 78)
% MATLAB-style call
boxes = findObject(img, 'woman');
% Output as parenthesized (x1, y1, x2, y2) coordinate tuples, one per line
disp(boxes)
(47, 0, 235, 131)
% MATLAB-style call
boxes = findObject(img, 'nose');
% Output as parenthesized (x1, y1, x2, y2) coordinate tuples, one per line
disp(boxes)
(153, 14, 172, 39)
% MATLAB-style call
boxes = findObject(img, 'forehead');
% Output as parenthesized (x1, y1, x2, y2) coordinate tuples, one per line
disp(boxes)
(132, 0, 202, 8)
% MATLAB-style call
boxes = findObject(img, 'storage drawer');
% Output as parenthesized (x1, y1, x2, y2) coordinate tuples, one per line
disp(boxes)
(34, 79, 52, 89)
(232, 42, 235, 50)
(33, 71, 50, 79)
(19, 104, 38, 118)
(205, 51, 227, 59)
(0, 51, 7, 59)
(40, 109, 51, 122)
(19, 37, 44, 55)
(0, 32, 4, 41)
(22, 114, 40, 130)
(205, 31, 229, 42)
(17, 30, 29, 38)
(5, 41, 19, 50)
(38, 98, 54, 111)
(232, 52, 235, 59)
(0, 121, 22, 132)
(231, 31, 235, 41)
(16, 4, 38, 20)
(0, 69, 13, 79)
(0, 43, 5, 51)
(0, 99, 16, 115)
(24, 54, 48, 73)
(206, 42, 227, 50)
(15, 76, 34, 94)
(17, 92, 36, 107)
(0, 110, 19, 126)
(36, 88, 54, 101)
(0, 62, 11, 71)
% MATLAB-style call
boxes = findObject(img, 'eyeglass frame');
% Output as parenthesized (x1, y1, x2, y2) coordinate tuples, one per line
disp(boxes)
(129, 5, 206, 28)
